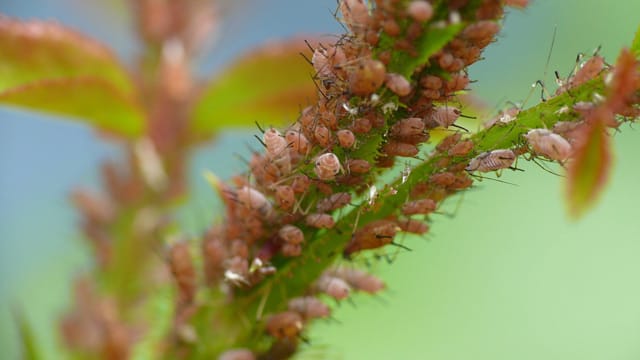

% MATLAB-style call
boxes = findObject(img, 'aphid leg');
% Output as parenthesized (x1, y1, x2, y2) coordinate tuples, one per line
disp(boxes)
(255, 283, 273, 321)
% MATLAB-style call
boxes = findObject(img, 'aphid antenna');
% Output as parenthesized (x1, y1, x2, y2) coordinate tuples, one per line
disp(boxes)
(255, 282, 273, 321)
(254, 121, 266, 134)
(303, 39, 316, 53)
(389, 241, 412, 252)
(299, 51, 313, 66)
(310, 75, 330, 100)
(468, 172, 519, 186)
(528, 156, 565, 177)
(450, 123, 470, 132)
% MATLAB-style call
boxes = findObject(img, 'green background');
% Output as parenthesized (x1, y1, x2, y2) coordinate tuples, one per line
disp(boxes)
(1, 1, 640, 359)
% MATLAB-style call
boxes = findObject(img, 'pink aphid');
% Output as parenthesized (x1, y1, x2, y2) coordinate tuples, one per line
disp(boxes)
(407, 1, 434, 22)
(314, 153, 342, 180)
(278, 225, 303, 257)
(524, 129, 572, 161)
(305, 213, 335, 229)
(385, 73, 412, 96)
(263, 128, 288, 159)
(316, 192, 352, 212)
(236, 186, 272, 217)
(390, 117, 425, 137)
(336, 129, 356, 148)
(401, 198, 437, 216)
(274, 185, 295, 211)
(430, 106, 461, 128)
(218, 349, 256, 360)
(288, 296, 331, 320)
(465, 149, 516, 172)
(316, 275, 351, 300)
(331, 267, 385, 294)
(284, 129, 310, 155)
(340, 0, 370, 34)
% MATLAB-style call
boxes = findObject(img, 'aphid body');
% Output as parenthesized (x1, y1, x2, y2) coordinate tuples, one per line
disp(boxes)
(465, 149, 516, 172)
(524, 129, 572, 161)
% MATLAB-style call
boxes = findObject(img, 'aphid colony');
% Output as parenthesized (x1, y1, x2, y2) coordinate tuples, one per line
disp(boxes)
(154, 0, 535, 357)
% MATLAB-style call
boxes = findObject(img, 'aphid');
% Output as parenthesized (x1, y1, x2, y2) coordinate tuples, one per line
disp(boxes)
(389, 117, 425, 138)
(401, 198, 437, 216)
(288, 297, 331, 320)
(314, 124, 333, 148)
(202, 236, 226, 284)
(291, 174, 311, 193)
(346, 159, 371, 174)
(314, 153, 342, 180)
(284, 129, 310, 155)
(462, 20, 500, 48)
(330, 267, 385, 294)
(407, 0, 434, 22)
(382, 140, 419, 157)
(351, 117, 372, 133)
(316, 192, 352, 212)
(278, 224, 304, 245)
(230, 239, 249, 259)
(274, 185, 295, 211)
(524, 129, 572, 161)
(224, 256, 249, 286)
(398, 218, 430, 235)
(449, 172, 474, 190)
(465, 149, 516, 172)
(504, 0, 529, 8)
(340, 0, 370, 35)
(70, 189, 115, 225)
(263, 128, 288, 159)
(316, 275, 351, 300)
(429, 172, 456, 187)
(436, 132, 462, 153)
(385, 73, 412, 96)
(336, 129, 356, 148)
(348, 58, 386, 96)
(448, 139, 474, 156)
(168, 242, 196, 304)
(305, 213, 335, 229)
(382, 18, 401, 37)
(438, 52, 455, 70)
(218, 349, 256, 360)
(420, 75, 443, 90)
(484, 107, 520, 128)
(429, 106, 461, 128)
(344, 219, 399, 255)
(265, 311, 303, 340)
(445, 73, 470, 92)
(236, 186, 272, 217)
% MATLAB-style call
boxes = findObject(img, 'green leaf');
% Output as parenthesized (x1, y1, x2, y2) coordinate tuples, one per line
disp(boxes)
(389, 23, 464, 77)
(14, 309, 42, 360)
(0, 16, 144, 138)
(631, 24, 640, 58)
(190, 39, 318, 140)
(566, 108, 613, 219)
(0, 16, 133, 94)
(0, 77, 145, 137)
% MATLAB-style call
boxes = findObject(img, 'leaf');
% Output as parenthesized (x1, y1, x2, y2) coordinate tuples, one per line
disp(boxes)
(566, 107, 613, 219)
(389, 23, 465, 77)
(631, 24, 640, 59)
(0, 77, 145, 137)
(14, 309, 42, 360)
(0, 16, 133, 94)
(190, 38, 318, 140)
(0, 16, 144, 138)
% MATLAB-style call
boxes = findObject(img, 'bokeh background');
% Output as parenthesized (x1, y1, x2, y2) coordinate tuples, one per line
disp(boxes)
(1, 0, 640, 359)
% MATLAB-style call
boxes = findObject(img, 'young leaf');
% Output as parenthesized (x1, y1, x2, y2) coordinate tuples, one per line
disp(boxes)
(0, 77, 145, 137)
(0, 16, 144, 138)
(189, 39, 317, 140)
(566, 108, 613, 219)
(631, 24, 640, 58)
(0, 16, 133, 95)
(14, 309, 42, 360)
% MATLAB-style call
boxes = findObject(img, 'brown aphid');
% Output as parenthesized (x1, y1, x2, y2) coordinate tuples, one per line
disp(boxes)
(314, 124, 333, 148)
(438, 52, 455, 70)
(263, 128, 288, 159)
(401, 198, 437, 216)
(316, 275, 351, 300)
(407, 0, 434, 22)
(317, 192, 352, 212)
(382, 140, 419, 157)
(314, 153, 342, 180)
(406, 21, 423, 41)
(398, 218, 430, 235)
(236, 186, 272, 217)
(278, 225, 304, 256)
(382, 18, 401, 36)
(378, 50, 392, 65)
(436, 132, 462, 152)
(433, 157, 451, 169)
(385, 73, 412, 96)
(466, 149, 516, 172)
(376, 155, 396, 168)
(306, 213, 335, 229)
(448, 173, 473, 190)
(449, 139, 474, 156)
(291, 174, 311, 193)
(396, 133, 430, 145)
(346, 159, 372, 174)
(351, 117, 373, 134)
(572, 54, 606, 88)
(219, 349, 256, 360)
(284, 129, 310, 155)
(168, 242, 196, 304)
(202, 236, 225, 284)
(429, 172, 456, 187)
(265, 311, 303, 340)
(319, 109, 338, 130)
(331, 267, 385, 294)
(340, 0, 370, 34)
(445, 73, 470, 92)
(348, 58, 386, 96)
(390, 117, 425, 138)
(336, 129, 356, 148)
(524, 129, 572, 161)
(420, 75, 443, 90)
(462, 21, 501, 47)
(430, 106, 461, 128)
(344, 219, 399, 255)
(274, 185, 295, 211)
(288, 297, 331, 320)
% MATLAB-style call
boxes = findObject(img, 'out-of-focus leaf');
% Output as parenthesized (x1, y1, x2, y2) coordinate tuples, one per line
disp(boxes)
(190, 39, 318, 140)
(0, 16, 133, 94)
(14, 309, 42, 360)
(0, 77, 145, 137)
(0, 16, 145, 138)
(566, 108, 613, 219)
(631, 24, 640, 58)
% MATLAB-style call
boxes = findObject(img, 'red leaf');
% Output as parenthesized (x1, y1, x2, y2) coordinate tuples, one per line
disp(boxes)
(606, 48, 640, 116)
(566, 107, 613, 219)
